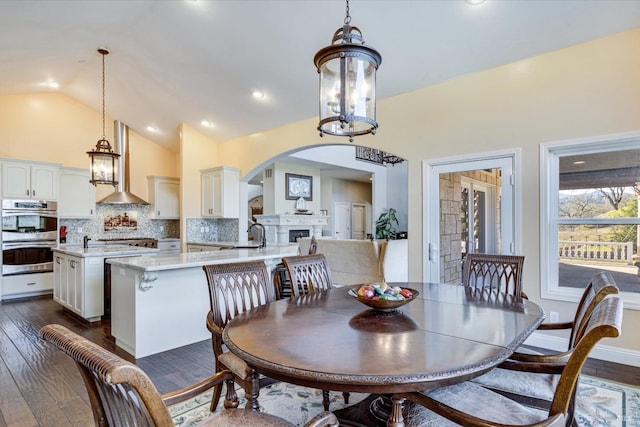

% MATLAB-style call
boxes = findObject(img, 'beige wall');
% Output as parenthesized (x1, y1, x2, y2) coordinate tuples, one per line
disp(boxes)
(0, 92, 178, 202)
(178, 124, 218, 241)
(211, 28, 640, 353)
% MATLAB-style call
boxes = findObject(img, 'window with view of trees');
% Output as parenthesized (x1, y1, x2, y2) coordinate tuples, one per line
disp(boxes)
(541, 136, 640, 309)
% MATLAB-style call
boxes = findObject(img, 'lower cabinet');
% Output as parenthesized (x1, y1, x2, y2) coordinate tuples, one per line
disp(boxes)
(2, 272, 53, 299)
(53, 253, 104, 322)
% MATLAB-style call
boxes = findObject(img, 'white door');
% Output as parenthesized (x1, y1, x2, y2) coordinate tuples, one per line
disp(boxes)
(334, 202, 351, 239)
(351, 204, 366, 239)
(424, 152, 519, 283)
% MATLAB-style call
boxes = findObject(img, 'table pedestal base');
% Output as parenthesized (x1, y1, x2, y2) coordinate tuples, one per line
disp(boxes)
(333, 394, 404, 427)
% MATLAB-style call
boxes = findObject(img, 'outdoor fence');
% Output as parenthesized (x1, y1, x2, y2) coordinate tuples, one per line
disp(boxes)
(558, 241, 634, 264)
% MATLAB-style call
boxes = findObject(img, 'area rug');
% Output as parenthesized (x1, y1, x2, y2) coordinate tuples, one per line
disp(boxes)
(169, 375, 640, 426)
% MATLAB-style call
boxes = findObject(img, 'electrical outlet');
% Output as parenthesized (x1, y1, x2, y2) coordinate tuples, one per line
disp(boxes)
(160, 226, 164, 231)
(549, 311, 560, 323)
(200, 227, 205, 232)
(205, 227, 210, 232)
(77, 227, 83, 233)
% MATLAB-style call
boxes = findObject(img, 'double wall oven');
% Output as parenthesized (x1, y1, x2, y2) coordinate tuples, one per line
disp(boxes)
(2, 199, 57, 276)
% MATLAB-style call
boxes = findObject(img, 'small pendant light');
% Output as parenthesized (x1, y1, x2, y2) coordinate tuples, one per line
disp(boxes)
(87, 48, 120, 186)
(314, 0, 381, 142)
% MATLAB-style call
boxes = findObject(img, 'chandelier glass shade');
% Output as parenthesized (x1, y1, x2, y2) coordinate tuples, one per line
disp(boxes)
(314, 2, 381, 142)
(87, 48, 119, 186)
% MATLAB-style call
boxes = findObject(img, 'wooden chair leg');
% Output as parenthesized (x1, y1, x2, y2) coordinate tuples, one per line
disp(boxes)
(322, 390, 330, 411)
(210, 363, 224, 411)
(245, 370, 261, 411)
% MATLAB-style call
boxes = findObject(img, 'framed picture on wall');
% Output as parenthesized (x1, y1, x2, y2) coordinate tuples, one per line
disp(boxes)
(286, 173, 313, 201)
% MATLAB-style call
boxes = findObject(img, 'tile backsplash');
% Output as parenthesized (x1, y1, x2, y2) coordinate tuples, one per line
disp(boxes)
(59, 204, 241, 244)
(59, 203, 179, 244)
(186, 218, 239, 242)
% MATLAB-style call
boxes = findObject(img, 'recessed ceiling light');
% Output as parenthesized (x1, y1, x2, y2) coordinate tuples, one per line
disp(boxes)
(201, 120, 215, 128)
(42, 81, 59, 89)
(465, 0, 486, 5)
(146, 125, 158, 132)
(252, 90, 265, 99)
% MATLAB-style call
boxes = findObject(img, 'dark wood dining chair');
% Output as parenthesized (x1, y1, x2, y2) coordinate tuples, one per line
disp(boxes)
(282, 253, 333, 297)
(203, 261, 276, 412)
(472, 271, 619, 423)
(274, 236, 318, 299)
(281, 252, 349, 410)
(396, 295, 623, 427)
(463, 253, 526, 298)
(39, 324, 339, 427)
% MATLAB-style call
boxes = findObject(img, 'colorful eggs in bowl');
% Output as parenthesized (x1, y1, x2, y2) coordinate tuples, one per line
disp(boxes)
(348, 282, 419, 312)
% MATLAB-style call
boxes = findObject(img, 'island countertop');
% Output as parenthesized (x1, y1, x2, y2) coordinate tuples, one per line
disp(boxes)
(53, 245, 159, 258)
(106, 245, 299, 272)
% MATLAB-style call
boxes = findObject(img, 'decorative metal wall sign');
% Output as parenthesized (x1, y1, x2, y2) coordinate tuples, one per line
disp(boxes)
(355, 146, 405, 166)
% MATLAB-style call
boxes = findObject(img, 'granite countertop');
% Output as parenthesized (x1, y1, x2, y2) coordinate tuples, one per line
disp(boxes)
(53, 245, 159, 258)
(186, 241, 260, 248)
(106, 245, 300, 272)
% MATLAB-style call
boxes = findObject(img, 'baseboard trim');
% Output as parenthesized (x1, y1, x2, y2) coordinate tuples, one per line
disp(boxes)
(525, 332, 640, 367)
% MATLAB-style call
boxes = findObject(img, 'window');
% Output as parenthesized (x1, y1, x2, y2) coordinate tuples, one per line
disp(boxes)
(541, 134, 640, 309)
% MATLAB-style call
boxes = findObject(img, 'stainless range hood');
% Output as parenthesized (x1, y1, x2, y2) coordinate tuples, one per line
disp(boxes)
(97, 120, 149, 205)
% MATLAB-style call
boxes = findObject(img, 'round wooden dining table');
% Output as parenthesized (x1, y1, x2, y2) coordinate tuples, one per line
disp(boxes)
(222, 282, 544, 427)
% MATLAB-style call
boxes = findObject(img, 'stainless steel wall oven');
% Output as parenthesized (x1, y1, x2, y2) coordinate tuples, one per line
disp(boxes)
(2, 199, 57, 276)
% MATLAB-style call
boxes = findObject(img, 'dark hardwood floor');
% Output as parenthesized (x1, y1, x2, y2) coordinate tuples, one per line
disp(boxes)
(0, 295, 215, 426)
(0, 295, 638, 426)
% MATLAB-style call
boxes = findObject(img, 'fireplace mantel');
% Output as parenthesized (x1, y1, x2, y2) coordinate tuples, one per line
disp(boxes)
(255, 214, 329, 245)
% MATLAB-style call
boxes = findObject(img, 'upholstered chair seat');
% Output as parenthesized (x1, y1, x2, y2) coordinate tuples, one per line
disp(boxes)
(472, 368, 559, 401)
(404, 382, 563, 427)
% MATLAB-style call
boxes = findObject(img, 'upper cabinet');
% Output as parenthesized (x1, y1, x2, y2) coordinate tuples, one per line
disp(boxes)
(147, 176, 180, 219)
(58, 167, 96, 218)
(201, 166, 240, 218)
(2, 160, 59, 200)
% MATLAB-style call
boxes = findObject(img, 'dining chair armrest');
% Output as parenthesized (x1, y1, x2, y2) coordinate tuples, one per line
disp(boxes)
(303, 411, 339, 427)
(537, 321, 573, 330)
(498, 358, 568, 375)
(206, 310, 223, 336)
(507, 349, 572, 365)
(162, 370, 237, 407)
(396, 391, 564, 427)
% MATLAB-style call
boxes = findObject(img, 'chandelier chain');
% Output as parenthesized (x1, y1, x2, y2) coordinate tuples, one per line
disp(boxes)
(101, 51, 106, 139)
(344, 0, 351, 24)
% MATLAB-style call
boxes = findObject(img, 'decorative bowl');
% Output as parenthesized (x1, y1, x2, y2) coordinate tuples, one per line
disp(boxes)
(348, 287, 419, 312)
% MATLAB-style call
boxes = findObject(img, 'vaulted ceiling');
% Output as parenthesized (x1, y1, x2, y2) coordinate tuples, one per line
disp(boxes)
(2, 1, 640, 152)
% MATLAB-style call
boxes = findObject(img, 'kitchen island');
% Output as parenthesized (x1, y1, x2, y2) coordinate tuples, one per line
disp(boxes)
(52, 245, 159, 322)
(106, 245, 299, 358)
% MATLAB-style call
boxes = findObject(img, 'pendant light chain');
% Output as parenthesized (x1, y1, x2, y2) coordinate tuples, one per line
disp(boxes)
(101, 50, 106, 140)
(344, 0, 351, 24)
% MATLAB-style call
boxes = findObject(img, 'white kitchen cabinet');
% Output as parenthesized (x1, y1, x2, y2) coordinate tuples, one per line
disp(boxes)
(53, 253, 104, 322)
(1, 159, 59, 200)
(58, 167, 96, 218)
(147, 176, 179, 219)
(157, 238, 181, 255)
(201, 166, 240, 218)
(2, 272, 53, 299)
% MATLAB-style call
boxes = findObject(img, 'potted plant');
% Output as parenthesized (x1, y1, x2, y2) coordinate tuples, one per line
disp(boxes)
(376, 208, 399, 240)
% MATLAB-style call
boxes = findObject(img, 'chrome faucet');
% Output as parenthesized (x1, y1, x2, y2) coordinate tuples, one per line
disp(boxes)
(247, 223, 266, 248)
(83, 235, 91, 249)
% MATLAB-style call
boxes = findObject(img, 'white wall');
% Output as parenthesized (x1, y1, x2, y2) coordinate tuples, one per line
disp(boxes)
(386, 161, 409, 233)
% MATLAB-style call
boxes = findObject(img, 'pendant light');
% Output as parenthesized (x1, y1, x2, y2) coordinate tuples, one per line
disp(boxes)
(87, 48, 120, 186)
(314, 0, 381, 142)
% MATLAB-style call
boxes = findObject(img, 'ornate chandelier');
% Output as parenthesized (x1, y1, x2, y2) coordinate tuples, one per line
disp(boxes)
(87, 48, 119, 186)
(314, 0, 381, 142)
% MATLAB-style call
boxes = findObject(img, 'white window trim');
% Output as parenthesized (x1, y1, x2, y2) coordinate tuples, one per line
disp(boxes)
(540, 131, 640, 310)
